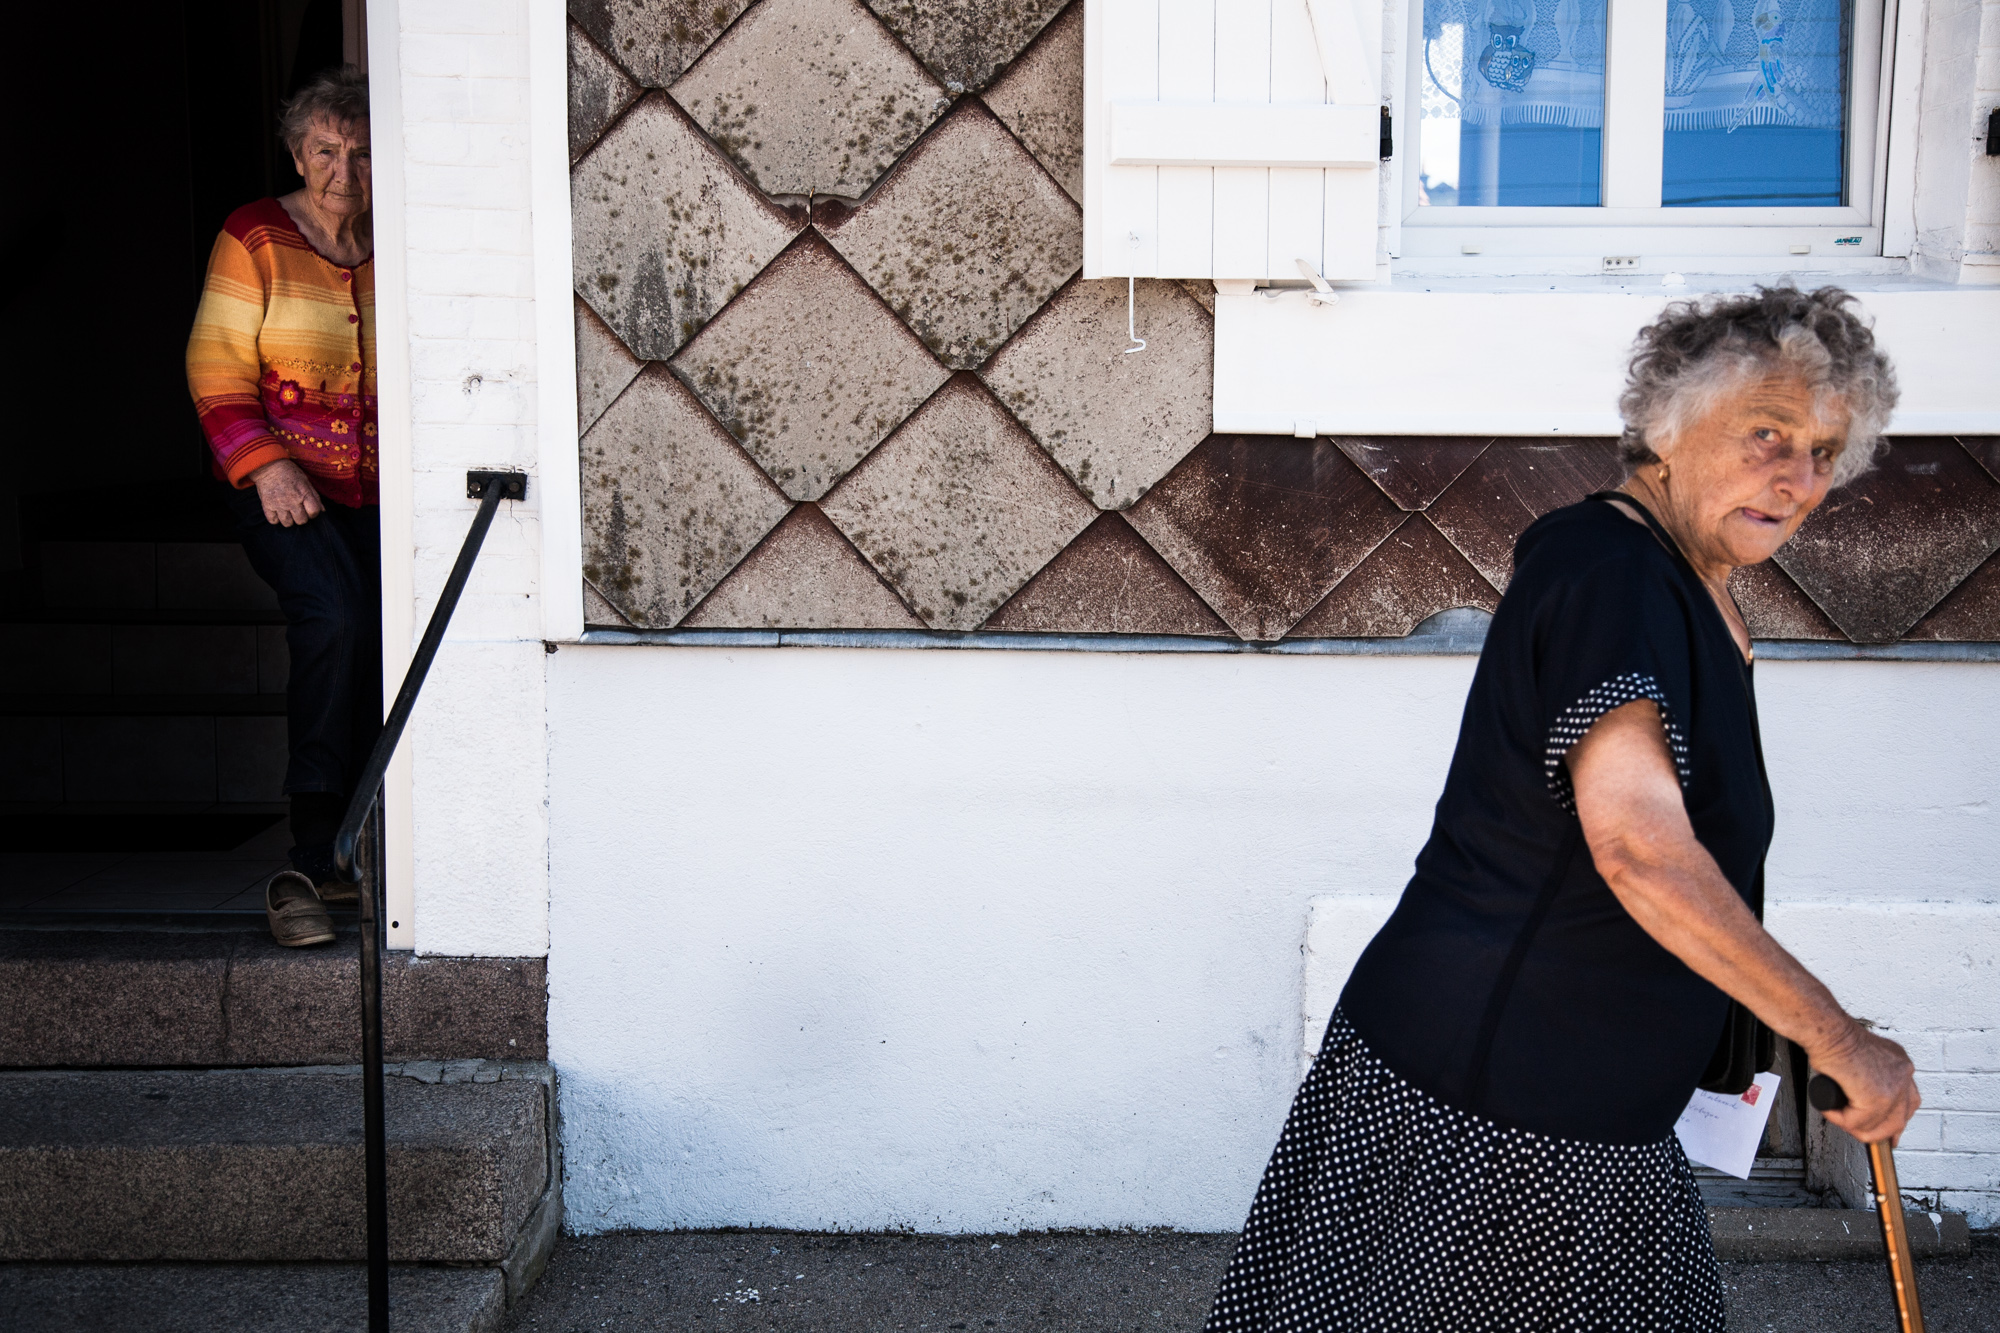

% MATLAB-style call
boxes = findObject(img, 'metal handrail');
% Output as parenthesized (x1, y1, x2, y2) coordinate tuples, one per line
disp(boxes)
(333, 469, 527, 1333)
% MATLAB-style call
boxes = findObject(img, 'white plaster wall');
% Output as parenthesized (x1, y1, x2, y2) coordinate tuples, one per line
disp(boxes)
(382, 0, 552, 956)
(1912, 0, 2000, 278)
(546, 649, 2000, 1233)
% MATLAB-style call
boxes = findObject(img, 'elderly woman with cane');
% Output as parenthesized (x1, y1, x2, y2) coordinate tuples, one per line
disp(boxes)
(186, 67, 378, 948)
(1204, 287, 1923, 1332)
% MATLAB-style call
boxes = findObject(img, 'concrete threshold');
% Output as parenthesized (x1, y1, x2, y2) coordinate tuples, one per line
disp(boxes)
(1707, 1205, 1971, 1261)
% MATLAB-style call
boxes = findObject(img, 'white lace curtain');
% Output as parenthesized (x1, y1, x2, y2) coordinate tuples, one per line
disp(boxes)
(1420, 0, 1845, 131)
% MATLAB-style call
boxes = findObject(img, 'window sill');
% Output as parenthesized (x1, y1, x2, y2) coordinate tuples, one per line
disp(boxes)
(1212, 275, 2000, 436)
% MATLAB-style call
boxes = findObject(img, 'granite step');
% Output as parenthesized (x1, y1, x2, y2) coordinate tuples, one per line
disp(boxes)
(0, 928, 546, 1066)
(0, 1262, 506, 1333)
(0, 1066, 556, 1269)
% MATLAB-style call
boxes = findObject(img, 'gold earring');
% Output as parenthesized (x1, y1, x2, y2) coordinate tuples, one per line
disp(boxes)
(1656, 462, 1671, 484)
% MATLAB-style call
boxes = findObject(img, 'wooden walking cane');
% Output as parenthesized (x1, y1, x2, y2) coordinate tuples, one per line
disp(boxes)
(1808, 1073, 1926, 1333)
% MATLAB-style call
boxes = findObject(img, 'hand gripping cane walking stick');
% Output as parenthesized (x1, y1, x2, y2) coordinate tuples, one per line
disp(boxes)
(1808, 1073, 1925, 1333)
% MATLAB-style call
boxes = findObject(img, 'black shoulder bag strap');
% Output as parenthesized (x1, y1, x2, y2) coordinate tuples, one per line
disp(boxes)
(1591, 490, 1773, 1095)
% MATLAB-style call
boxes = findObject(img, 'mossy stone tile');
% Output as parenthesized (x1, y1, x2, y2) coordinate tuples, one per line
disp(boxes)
(1775, 438, 2000, 643)
(568, 20, 641, 163)
(980, 1, 1082, 199)
(981, 277, 1212, 510)
(683, 505, 923, 628)
(1424, 440, 1625, 590)
(820, 378, 1095, 630)
(1331, 437, 1494, 512)
(983, 513, 1229, 636)
(1289, 515, 1498, 639)
(1728, 561, 1844, 641)
(1126, 436, 1405, 641)
(864, 0, 1070, 93)
(572, 95, 799, 360)
(568, 0, 753, 88)
(1907, 549, 2000, 641)
(819, 102, 1081, 370)
(581, 367, 792, 627)
(671, 0, 949, 198)
(670, 240, 949, 501)
(575, 299, 644, 433)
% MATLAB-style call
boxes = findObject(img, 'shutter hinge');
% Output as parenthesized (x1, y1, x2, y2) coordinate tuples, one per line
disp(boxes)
(1380, 107, 1394, 161)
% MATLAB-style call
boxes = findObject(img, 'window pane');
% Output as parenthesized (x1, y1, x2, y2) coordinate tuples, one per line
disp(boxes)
(1662, 0, 1849, 205)
(1419, 0, 1608, 206)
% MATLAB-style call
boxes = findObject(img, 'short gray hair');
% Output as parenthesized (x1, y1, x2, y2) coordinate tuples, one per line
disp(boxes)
(279, 66, 370, 155)
(1617, 285, 1899, 488)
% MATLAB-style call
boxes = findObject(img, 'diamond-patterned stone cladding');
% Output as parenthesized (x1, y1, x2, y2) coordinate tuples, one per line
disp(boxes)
(1333, 437, 1493, 511)
(583, 578, 636, 627)
(670, 0, 948, 198)
(568, 0, 754, 88)
(565, 8, 2000, 647)
(981, 278, 1212, 510)
(575, 299, 644, 432)
(820, 378, 1096, 630)
(683, 504, 924, 628)
(1907, 550, 2000, 641)
(569, 22, 642, 163)
(1288, 515, 1499, 638)
(1425, 441, 1626, 590)
(819, 102, 1081, 370)
(980, 2, 1083, 200)
(1126, 436, 1406, 641)
(983, 513, 1230, 636)
(1774, 439, 2000, 643)
(670, 239, 950, 501)
(572, 96, 800, 360)
(581, 367, 793, 627)
(1727, 562, 1843, 640)
(864, 0, 1070, 92)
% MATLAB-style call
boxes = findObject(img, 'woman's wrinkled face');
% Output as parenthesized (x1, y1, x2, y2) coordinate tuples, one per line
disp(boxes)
(1662, 369, 1847, 568)
(292, 116, 371, 218)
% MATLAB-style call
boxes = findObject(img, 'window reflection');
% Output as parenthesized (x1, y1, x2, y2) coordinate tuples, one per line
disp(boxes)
(1662, 0, 1849, 205)
(1419, 0, 1608, 206)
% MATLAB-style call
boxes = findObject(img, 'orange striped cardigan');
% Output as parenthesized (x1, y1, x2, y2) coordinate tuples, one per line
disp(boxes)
(186, 199, 378, 507)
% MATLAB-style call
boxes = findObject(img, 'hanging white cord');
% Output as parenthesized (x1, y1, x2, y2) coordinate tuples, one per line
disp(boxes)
(1123, 273, 1146, 354)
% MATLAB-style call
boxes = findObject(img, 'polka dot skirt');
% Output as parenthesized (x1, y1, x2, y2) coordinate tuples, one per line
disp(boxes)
(1204, 1010, 1724, 1333)
(1545, 672, 1691, 814)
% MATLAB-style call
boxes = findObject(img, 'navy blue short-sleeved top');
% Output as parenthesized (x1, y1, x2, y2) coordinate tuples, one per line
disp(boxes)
(1340, 494, 1775, 1145)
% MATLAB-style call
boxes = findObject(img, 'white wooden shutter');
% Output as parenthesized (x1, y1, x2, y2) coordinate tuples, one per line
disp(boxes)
(1083, 0, 1385, 282)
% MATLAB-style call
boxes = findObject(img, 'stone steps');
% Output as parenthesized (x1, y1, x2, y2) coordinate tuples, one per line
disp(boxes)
(0, 927, 545, 1066)
(0, 1262, 507, 1333)
(0, 1066, 556, 1271)
(0, 539, 291, 806)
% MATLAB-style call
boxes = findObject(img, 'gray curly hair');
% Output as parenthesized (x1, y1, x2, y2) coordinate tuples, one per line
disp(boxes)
(1618, 285, 1899, 488)
(279, 65, 370, 155)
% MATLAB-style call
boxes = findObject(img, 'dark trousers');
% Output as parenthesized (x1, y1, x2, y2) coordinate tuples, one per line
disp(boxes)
(222, 481, 382, 802)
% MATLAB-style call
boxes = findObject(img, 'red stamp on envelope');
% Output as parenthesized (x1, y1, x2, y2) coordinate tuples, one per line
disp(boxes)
(1740, 1085, 1762, 1106)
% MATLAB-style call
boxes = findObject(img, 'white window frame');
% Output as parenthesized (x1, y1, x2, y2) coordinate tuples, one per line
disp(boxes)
(1394, 0, 1900, 268)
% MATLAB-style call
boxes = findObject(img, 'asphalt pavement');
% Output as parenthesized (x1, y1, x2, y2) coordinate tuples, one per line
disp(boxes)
(503, 1229, 2000, 1332)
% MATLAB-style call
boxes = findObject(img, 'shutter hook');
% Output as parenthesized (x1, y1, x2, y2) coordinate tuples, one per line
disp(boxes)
(1123, 233, 1146, 354)
(1296, 257, 1340, 307)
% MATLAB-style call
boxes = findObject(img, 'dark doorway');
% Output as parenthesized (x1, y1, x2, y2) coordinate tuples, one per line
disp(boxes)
(0, 0, 361, 919)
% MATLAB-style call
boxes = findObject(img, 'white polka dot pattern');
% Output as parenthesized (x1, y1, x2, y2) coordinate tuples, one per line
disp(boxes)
(1203, 1011, 1724, 1333)
(1545, 672, 1691, 814)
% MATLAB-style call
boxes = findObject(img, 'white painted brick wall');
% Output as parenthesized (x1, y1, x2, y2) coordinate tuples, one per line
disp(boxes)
(390, 0, 549, 957)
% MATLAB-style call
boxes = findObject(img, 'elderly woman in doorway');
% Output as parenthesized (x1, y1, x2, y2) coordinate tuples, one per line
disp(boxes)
(1204, 287, 1922, 1333)
(186, 67, 377, 948)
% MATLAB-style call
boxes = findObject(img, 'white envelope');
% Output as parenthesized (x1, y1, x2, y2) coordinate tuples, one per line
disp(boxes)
(1674, 1071, 1783, 1179)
